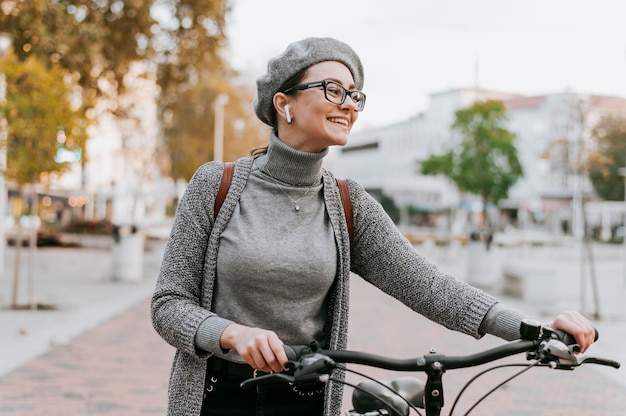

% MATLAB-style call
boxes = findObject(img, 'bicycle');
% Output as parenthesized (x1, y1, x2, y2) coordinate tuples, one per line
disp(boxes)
(241, 320, 621, 416)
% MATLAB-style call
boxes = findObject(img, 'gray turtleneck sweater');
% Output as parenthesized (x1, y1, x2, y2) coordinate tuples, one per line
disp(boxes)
(195, 137, 338, 362)
(152, 132, 527, 416)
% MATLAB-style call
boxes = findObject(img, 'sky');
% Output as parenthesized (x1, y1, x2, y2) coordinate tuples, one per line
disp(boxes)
(224, 0, 626, 131)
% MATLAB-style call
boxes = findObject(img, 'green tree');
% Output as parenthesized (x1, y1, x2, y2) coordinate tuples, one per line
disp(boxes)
(587, 115, 626, 201)
(1, 52, 86, 185)
(419, 100, 523, 226)
(0, 51, 87, 310)
(0, 0, 262, 183)
(1, 0, 155, 111)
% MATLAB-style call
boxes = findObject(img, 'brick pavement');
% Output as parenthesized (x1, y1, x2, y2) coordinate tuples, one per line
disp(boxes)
(0, 298, 174, 415)
(1, 277, 624, 415)
(345, 275, 626, 416)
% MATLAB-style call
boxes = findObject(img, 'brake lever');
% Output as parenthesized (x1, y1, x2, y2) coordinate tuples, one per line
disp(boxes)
(542, 339, 577, 361)
(240, 352, 336, 391)
(291, 352, 336, 383)
(537, 339, 622, 370)
(578, 356, 621, 369)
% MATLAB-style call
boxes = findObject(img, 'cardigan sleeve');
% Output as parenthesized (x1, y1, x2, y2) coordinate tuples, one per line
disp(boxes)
(150, 162, 223, 357)
(347, 179, 499, 339)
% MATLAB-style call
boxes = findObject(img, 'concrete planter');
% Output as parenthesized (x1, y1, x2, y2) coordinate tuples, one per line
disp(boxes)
(466, 241, 495, 289)
(111, 225, 144, 282)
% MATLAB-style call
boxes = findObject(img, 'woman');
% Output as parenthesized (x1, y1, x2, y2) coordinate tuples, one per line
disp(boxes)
(151, 37, 596, 416)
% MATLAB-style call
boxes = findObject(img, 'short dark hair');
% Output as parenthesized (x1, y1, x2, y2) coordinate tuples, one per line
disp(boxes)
(252, 67, 309, 156)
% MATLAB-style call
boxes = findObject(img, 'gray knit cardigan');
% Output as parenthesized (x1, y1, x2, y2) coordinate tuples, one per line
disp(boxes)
(151, 156, 498, 416)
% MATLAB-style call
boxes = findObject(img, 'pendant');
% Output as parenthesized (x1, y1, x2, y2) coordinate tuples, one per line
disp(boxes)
(295, 205, 300, 211)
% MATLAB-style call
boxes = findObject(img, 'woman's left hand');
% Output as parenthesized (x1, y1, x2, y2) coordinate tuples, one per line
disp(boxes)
(549, 310, 596, 353)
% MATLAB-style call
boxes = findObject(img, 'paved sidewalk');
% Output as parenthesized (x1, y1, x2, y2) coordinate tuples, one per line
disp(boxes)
(0, 239, 166, 378)
(0, 298, 174, 415)
(0, 237, 624, 415)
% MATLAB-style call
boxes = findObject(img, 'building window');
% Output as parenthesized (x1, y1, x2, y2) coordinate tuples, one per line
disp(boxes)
(341, 142, 379, 153)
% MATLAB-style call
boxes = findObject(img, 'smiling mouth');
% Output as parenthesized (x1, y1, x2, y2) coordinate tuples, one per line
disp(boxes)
(328, 117, 349, 126)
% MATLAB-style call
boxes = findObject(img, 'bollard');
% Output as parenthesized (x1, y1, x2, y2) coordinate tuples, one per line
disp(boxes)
(111, 224, 144, 282)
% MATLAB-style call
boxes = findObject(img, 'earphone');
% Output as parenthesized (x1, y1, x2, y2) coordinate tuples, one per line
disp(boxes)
(285, 104, 292, 124)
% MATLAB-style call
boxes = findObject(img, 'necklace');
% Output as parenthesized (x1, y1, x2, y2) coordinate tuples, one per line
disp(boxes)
(263, 165, 316, 212)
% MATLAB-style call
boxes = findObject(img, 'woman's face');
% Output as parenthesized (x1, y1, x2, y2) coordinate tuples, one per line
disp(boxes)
(281, 61, 360, 153)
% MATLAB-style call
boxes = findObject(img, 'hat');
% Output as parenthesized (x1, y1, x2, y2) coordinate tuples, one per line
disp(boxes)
(253, 37, 364, 127)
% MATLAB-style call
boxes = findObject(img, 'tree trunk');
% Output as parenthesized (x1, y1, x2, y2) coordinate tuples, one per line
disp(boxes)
(10, 221, 22, 309)
(10, 183, 39, 310)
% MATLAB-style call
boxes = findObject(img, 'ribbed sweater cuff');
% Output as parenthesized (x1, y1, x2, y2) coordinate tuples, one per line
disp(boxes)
(480, 302, 529, 341)
(195, 316, 234, 354)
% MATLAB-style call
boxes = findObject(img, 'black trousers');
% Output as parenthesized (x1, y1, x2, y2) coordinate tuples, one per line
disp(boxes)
(200, 359, 325, 416)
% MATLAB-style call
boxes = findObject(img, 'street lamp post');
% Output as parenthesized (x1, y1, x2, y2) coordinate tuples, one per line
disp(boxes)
(213, 94, 228, 162)
(0, 32, 12, 276)
(618, 164, 626, 290)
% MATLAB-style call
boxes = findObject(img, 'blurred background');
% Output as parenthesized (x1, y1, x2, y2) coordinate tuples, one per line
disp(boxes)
(0, 0, 625, 320)
(0, 2, 625, 413)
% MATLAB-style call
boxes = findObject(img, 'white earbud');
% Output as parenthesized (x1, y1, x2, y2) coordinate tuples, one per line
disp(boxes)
(285, 104, 292, 124)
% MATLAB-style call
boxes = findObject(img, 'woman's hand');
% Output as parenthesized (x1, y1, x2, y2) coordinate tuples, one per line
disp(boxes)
(219, 323, 288, 373)
(549, 310, 596, 353)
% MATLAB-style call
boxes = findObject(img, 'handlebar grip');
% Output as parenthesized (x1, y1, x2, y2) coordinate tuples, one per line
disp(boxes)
(552, 328, 599, 346)
(283, 345, 310, 361)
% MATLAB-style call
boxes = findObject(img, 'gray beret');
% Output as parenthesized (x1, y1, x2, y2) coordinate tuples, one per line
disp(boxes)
(253, 37, 364, 127)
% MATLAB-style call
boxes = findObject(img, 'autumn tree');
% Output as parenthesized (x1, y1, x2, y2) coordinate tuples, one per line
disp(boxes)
(149, 1, 268, 180)
(587, 115, 626, 201)
(0, 0, 265, 184)
(0, 50, 88, 309)
(0, 0, 155, 112)
(419, 100, 523, 227)
(164, 80, 268, 180)
(1, 52, 86, 185)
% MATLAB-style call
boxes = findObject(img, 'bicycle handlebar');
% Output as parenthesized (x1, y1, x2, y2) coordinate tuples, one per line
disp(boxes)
(242, 322, 618, 391)
(241, 322, 618, 416)
(311, 339, 538, 371)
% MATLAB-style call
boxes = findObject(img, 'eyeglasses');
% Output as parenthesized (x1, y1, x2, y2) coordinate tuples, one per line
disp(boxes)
(283, 80, 366, 111)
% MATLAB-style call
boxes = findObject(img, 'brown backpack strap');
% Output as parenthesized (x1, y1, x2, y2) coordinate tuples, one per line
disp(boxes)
(336, 178, 353, 246)
(214, 162, 235, 220)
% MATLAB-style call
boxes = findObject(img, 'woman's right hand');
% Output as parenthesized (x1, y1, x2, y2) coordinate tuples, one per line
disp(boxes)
(219, 323, 288, 373)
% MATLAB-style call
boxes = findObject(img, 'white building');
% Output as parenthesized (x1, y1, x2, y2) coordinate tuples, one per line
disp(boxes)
(47, 62, 176, 227)
(329, 87, 626, 235)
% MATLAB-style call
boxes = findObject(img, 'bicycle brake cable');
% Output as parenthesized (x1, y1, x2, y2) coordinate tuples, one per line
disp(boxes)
(329, 374, 422, 416)
(448, 362, 539, 416)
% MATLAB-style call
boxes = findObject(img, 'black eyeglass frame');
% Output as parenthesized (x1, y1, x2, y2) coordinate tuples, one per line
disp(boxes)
(283, 80, 366, 111)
